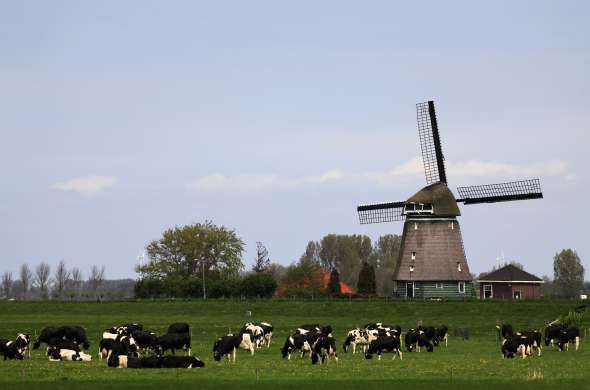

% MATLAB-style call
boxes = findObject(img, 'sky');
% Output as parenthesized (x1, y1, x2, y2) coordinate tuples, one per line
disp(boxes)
(0, 1, 588, 280)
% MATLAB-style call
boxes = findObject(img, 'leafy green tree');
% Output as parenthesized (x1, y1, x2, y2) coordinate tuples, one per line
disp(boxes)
(327, 268, 341, 296)
(553, 249, 584, 298)
(373, 234, 401, 296)
(280, 247, 324, 297)
(241, 273, 277, 298)
(138, 221, 245, 280)
(357, 261, 376, 295)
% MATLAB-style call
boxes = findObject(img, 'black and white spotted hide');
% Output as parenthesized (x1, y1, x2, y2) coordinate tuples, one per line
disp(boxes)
(364, 335, 402, 361)
(0, 339, 25, 360)
(311, 336, 338, 365)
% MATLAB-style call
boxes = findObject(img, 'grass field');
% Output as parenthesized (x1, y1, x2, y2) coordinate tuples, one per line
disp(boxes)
(0, 299, 588, 390)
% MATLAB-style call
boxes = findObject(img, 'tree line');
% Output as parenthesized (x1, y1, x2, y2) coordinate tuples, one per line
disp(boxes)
(0, 260, 115, 300)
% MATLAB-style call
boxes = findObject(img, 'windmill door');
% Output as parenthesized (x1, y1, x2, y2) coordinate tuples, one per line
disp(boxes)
(406, 282, 414, 298)
(513, 291, 521, 300)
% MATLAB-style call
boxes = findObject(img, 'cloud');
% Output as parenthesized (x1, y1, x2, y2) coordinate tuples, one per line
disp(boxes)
(188, 158, 573, 193)
(51, 176, 117, 196)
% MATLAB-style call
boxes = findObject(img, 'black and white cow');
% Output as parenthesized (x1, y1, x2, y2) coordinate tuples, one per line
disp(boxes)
(557, 327, 581, 351)
(343, 328, 378, 354)
(167, 323, 190, 335)
(404, 329, 433, 352)
(112, 355, 161, 368)
(281, 333, 318, 359)
(156, 333, 191, 356)
(13, 334, 31, 357)
(33, 326, 90, 350)
(241, 323, 265, 348)
(364, 335, 402, 361)
(496, 323, 513, 342)
(258, 322, 274, 347)
(516, 330, 542, 356)
(434, 325, 449, 347)
(544, 324, 566, 347)
(47, 346, 92, 361)
(0, 338, 25, 360)
(161, 355, 205, 368)
(501, 335, 529, 359)
(311, 336, 338, 365)
(213, 334, 241, 362)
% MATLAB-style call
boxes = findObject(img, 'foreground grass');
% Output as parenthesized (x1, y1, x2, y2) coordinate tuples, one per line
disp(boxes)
(0, 299, 588, 389)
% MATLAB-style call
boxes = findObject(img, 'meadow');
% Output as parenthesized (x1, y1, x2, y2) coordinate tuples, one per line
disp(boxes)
(0, 299, 588, 390)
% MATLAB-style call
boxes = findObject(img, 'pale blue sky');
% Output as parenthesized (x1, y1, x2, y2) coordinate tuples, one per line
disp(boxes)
(0, 1, 588, 279)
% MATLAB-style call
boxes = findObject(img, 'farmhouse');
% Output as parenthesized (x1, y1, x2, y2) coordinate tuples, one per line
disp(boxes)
(477, 264, 543, 300)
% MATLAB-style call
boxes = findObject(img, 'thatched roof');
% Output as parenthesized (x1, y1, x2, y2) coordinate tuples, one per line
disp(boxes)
(406, 182, 460, 217)
(478, 264, 543, 283)
(393, 219, 471, 281)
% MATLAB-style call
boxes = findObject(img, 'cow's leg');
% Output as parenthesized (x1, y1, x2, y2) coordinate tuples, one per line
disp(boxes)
(352, 343, 356, 354)
(378, 352, 382, 361)
(399, 350, 403, 360)
(445, 335, 448, 347)
(232, 347, 236, 363)
(575, 337, 580, 351)
(267, 334, 272, 348)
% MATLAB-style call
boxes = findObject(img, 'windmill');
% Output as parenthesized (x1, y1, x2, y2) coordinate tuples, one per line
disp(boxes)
(357, 101, 543, 299)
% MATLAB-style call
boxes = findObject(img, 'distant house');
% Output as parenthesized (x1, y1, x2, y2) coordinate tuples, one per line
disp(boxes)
(477, 264, 543, 300)
(322, 271, 355, 295)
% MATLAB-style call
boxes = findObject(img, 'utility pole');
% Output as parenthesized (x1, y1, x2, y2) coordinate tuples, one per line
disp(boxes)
(202, 261, 206, 300)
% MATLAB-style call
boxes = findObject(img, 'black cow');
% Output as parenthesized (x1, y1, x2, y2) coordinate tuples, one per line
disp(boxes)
(161, 355, 205, 368)
(132, 330, 159, 354)
(281, 333, 319, 359)
(496, 323, 513, 341)
(502, 335, 529, 359)
(544, 324, 565, 347)
(167, 323, 190, 334)
(557, 327, 581, 351)
(365, 335, 402, 360)
(405, 329, 433, 352)
(310, 336, 338, 365)
(157, 333, 191, 356)
(213, 334, 241, 362)
(0, 338, 25, 360)
(33, 326, 90, 350)
(434, 325, 449, 347)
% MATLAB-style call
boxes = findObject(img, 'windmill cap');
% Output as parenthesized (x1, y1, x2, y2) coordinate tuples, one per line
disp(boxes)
(406, 182, 461, 217)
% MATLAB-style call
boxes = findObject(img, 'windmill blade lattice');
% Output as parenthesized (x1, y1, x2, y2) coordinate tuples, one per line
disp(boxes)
(357, 201, 406, 224)
(417, 101, 447, 185)
(456, 179, 543, 204)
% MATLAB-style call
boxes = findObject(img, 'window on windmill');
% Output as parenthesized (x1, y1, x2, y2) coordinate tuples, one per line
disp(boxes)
(411, 251, 416, 260)
(457, 262, 462, 272)
(436, 282, 443, 289)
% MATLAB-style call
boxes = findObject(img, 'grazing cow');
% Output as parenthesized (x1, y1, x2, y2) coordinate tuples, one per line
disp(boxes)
(501, 336, 528, 359)
(544, 324, 566, 347)
(343, 328, 378, 354)
(213, 334, 241, 362)
(241, 323, 265, 348)
(404, 329, 433, 352)
(434, 325, 449, 347)
(132, 330, 159, 354)
(33, 326, 60, 349)
(0, 339, 25, 360)
(364, 335, 402, 360)
(281, 333, 318, 359)
(496, 323, 513, 342)
(557, 327, 581, 351)
(167, 323, 190, 334)
(311, 336, 338, 365)
(34, 326, 90, 350)
(258, 322, 274, 347)
(161, 356, 205, 368)
(47, 346, 92, 361)
(157, 333, 191, 356)
(517, 330, 542, 356)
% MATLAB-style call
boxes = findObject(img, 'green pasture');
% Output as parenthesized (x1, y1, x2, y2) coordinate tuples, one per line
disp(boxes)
(0, 299, 588, 389)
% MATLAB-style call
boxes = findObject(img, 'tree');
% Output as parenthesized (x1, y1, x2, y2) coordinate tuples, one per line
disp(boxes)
(327, 268, 341, 296)
(252, 241, 270, 273)
(19, 263, 32, 298)
(280, 247, 324, 297)
(34, 262, 51, 299)
(138, 221, 245, 280)
(68, 267, 83, 299)
(1, 272, 12, 299)
(374, 235, 401, 296)
(241, 273, 277, 298)
(553, 249, 584, 298)
(88, 265, 105, 299)
(301, 241, 321, 266)
(357, 261, 376, 295)
(52, 260, 70, 299)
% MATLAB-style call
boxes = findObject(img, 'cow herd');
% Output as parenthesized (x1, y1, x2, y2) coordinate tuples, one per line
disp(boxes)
(497, 323, 581, 359)
(0, 320, 583, 367)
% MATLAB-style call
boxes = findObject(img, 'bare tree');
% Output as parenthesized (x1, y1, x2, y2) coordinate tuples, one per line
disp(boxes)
(1, 272, 13, 298)
(88, 265, 105, 299)
(53, 260, 70, 299)
(67, 267, 83, 299)
(34, 262, 51, 299)
(252, 241, 270, 273)
(19, 263, 32, 299)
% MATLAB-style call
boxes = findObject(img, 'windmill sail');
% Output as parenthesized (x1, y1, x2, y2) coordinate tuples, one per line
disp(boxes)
(456, 178, 543, 204)
(357, 201, 406, 224)
(417, 101, 447, 185)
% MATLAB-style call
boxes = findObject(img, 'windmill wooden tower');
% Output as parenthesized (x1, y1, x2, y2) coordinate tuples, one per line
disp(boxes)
(357, 101, 543, 299)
